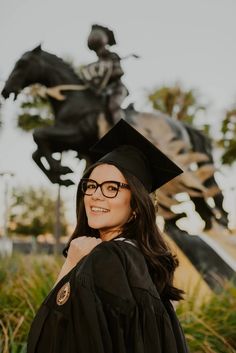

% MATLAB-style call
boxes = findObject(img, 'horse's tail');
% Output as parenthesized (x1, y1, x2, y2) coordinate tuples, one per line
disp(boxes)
(184, 123, 213, 163)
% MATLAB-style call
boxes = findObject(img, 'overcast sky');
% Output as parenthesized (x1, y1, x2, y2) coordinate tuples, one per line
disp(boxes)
(0, 0, 236, 229)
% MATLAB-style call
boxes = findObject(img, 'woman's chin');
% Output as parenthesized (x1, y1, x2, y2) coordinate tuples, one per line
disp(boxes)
(88, 220, 106, 230)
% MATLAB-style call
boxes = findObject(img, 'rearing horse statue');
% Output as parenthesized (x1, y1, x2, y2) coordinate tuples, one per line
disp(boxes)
(1, 45, 228, 229)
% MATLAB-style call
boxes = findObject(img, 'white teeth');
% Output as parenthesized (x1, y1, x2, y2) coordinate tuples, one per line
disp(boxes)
(91, 206, 109, 213)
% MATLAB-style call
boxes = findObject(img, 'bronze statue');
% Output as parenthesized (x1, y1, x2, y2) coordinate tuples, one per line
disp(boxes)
(1, 45, 228, 231)
(80, 24, 128, 124)
(2, 44, 235, 289)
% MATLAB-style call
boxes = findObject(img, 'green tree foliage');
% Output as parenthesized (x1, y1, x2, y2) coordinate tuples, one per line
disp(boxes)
(9, 186, 68, 237)
(148, 84, 203, 122)
(148, 83, 236, 167)
(16, 57, 80, 132)
(148, 83, 210, 134)
(17, 94, 53, 131)
(218, 108, 236, 166)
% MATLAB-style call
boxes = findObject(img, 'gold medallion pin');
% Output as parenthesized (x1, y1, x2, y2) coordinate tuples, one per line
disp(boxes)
(56, 282, 71, 306)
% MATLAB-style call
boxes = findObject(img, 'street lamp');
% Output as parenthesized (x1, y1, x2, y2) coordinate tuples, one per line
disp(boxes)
(0, 171, 15, 237)
(0, 171, 14, 257)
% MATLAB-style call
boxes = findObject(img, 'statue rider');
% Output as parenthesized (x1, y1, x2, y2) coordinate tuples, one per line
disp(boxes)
(80, 24, 129, 124)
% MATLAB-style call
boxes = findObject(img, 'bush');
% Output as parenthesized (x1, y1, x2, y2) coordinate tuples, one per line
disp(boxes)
(0, 254, 62, 353)
(177, 281, 236, 353)
(0, 255, 236, 353)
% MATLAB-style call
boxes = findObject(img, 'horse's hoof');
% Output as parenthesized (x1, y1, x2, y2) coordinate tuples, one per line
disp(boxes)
(60, 179, 74, 187)
(217, 217, 228, 228)
(60, 166, 73, 175)
(204, 220, 212, 231)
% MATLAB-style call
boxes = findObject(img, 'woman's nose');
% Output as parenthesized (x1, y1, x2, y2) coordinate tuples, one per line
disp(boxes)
(91, 186, 104, 200)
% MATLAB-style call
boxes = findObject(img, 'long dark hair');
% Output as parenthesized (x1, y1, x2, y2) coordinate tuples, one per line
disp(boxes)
(66, 162, 184, 301)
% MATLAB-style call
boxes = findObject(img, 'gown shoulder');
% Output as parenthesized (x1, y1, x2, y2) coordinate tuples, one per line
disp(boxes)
(27, 239, 189, 353)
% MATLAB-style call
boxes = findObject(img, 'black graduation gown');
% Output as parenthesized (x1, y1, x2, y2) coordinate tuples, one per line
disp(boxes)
(27, 238, 189, 353)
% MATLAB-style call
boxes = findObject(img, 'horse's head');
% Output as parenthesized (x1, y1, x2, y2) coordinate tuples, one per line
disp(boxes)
(2, 45, 48, 99)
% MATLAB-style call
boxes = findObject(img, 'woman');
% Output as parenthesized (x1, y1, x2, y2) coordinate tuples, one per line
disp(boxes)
(27, 120, 189, 353)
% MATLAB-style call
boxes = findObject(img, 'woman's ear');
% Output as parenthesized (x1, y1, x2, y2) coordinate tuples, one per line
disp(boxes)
(127, 210, 137, 223)
(132, 211, 137, 220)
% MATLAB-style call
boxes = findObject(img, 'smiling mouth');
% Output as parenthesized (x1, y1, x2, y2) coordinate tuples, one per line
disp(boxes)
(90, 206, 110, 213)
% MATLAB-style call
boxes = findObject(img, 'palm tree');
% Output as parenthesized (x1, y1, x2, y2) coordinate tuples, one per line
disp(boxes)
(218, 108, 236, 166)
(148, 83, 209, 134)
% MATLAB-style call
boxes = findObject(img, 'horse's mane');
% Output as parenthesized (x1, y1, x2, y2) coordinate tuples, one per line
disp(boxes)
(39, 50, 82, 83)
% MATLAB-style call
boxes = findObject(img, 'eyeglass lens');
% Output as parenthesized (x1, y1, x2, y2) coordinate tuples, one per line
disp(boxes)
(82, 180, 119, 198)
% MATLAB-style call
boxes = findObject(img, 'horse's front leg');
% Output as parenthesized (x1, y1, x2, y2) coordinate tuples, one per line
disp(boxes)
(32, 128, 73, 186)
(32, 148, 57, 182)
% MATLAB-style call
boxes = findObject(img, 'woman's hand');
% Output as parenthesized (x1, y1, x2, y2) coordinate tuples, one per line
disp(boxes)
(54, 236, 102, 286)
(67, 236, 102, 266)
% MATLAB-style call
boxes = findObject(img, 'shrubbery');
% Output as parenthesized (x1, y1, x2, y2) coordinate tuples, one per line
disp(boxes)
(0, 255, 236, 353)
(178, 282, 236, 352)
(0, 255, 62, 353)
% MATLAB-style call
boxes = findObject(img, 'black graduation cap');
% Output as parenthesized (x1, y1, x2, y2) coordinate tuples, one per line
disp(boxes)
(89, 119, 183, 193)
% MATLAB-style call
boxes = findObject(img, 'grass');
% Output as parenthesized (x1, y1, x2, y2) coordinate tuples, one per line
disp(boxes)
(176, 279, 236, 353)
(0, 254, 236, 353)
(0, 254, 62, 353)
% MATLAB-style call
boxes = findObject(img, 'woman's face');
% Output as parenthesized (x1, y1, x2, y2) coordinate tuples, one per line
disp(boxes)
(83, 164, 132, 240)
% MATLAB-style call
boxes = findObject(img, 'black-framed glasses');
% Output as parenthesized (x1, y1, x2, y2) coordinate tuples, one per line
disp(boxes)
(81, 178, 130, 198)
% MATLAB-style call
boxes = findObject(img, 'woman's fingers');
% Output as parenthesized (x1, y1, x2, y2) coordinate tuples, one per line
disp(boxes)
(67, 237, 102, 265)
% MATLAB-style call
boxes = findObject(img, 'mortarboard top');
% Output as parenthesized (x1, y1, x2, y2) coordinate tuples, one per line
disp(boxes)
(89, 119, 183, 193)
